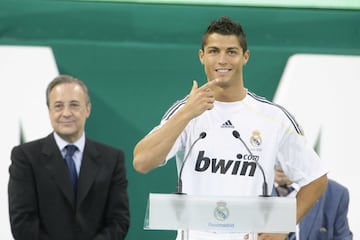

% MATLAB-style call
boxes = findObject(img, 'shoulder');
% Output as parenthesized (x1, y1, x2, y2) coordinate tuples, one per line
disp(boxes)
(11, 134, 50, 154)
(85, 138, 125, 159)
(10, 135, 55, 168)
(326, 179, 349, 196)
(246, 91, 304, 135)
(161, 95, 188, 121)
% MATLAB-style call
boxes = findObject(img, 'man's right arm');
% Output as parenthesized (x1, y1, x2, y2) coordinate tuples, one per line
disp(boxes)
(133, 80, 215, 174)
(8, 146, 48, 240)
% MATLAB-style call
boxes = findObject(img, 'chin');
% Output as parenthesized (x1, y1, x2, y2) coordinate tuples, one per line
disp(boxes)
(216, 80, 230, 88)
(57, 128, 76, 136)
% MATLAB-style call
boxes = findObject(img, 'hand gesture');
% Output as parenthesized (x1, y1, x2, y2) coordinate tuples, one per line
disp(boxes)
(182, 80, 216, 119)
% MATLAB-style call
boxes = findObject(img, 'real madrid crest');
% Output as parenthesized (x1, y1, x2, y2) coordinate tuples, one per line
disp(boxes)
(214, 201, 229, 221)
(250, 130, 262, 147)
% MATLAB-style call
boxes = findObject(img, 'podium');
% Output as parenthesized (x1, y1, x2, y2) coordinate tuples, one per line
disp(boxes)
(144, 193, 296, 240)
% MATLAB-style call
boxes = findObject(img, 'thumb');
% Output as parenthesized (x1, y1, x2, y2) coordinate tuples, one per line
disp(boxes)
(192, 80, 198, 90)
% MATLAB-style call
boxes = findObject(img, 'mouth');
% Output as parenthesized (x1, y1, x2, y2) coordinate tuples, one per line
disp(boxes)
(216, 69, 231, 73)
(60, 121, 75, 125)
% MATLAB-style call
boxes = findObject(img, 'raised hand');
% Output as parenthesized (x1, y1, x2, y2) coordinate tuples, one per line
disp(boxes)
(181, 80, 217, 119)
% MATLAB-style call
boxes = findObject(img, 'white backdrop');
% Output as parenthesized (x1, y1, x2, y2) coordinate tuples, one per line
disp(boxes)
(274, 53, 360, 238)
(0, 46, 57, 239)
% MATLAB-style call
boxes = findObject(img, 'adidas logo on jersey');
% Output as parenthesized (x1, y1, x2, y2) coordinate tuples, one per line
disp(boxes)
(221, 120, 234, 128)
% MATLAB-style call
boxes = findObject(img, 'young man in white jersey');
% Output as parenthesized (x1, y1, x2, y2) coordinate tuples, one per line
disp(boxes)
(133, 16, 328, 240)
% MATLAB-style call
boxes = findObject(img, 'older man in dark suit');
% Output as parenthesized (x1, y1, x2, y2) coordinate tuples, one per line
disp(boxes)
(8, 75, 130, 240)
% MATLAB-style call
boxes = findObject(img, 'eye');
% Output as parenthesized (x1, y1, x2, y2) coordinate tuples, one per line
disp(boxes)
(70, 102, 81, 110)
(228, 50, 238, 55)
(53, 103, 64, 111)
(208, 49, 219, 54)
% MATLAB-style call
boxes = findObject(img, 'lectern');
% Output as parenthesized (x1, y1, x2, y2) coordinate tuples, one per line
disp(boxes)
(144, 193, 296, 240)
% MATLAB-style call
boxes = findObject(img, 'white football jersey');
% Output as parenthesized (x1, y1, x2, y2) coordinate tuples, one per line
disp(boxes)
(152, 90, 327, 240)
(156, 90, 327, 196)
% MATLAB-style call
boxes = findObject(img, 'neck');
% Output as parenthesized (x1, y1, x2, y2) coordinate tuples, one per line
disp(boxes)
(215, 86, 247, 102)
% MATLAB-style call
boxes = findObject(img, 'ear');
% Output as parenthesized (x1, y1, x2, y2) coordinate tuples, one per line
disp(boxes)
(86, 103, 91, 118)
(198, 49, 205, 64)
(243, 50, 250, 65)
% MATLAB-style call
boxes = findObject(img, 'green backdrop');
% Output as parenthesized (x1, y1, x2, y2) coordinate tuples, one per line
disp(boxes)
(1, 1, 359, 239)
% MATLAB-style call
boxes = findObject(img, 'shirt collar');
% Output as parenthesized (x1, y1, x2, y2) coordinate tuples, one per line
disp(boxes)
(53, 132, 86, 153)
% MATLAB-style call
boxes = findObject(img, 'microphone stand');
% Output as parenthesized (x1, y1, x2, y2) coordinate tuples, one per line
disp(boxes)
(232, 130, 269, 197)
(176, 132, 206, 194)
(175, 132, 206, 240)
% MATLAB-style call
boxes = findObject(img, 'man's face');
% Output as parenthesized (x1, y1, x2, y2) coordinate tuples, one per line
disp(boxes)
(48, 82, 91, 143)
(199, 33, 249, 87)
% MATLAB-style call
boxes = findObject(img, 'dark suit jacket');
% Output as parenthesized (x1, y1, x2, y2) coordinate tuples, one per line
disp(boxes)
(272, 179, 353, 240)
(8, 133, 130, 240)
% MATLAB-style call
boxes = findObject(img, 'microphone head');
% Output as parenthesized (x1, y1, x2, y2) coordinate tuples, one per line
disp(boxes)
(232, 130, 240, 139)
(200, 132, 207, 139)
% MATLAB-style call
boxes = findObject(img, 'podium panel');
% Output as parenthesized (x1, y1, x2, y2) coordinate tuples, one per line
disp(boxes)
(144, 193, 296, 233)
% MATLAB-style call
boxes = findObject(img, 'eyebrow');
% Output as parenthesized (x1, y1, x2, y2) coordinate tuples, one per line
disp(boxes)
(206, 46, 240, 50)
(53, 100, 81, 104)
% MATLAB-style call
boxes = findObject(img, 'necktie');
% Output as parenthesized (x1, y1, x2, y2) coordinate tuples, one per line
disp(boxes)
(64, 145, 78, 194)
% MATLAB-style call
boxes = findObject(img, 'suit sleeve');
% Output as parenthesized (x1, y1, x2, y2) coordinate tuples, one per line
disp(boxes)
(94, 150, 130, 240)
(333, 186, 353, 240)
(8, 146, 50, 240)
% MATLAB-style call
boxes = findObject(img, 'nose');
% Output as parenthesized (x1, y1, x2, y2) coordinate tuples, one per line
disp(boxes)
(218, 52, 228, 65)
(61, 105, 73, 116)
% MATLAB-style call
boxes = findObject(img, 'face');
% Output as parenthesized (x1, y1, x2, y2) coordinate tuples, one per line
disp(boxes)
(48, 82, 91, 143)
(199, 33, 250, 87)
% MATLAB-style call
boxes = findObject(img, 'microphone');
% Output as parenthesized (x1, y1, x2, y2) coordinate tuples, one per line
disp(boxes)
(232, 130, 269, 197)
(176, 132, 207, 194)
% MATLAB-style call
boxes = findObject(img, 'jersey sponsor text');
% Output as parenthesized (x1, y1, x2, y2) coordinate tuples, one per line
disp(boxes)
(195, 151, 257, 176)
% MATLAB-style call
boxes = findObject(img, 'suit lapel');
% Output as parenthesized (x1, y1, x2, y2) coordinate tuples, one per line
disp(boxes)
(42, 134, 76, 207)
(77, 139, 99, 208)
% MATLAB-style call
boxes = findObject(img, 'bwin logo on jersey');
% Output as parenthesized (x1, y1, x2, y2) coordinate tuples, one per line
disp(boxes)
(195, 151, 257, 176)
(221, 120, 234, 128)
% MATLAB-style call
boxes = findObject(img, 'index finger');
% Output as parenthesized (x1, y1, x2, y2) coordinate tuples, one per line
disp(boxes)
(199, 79, 218, 90)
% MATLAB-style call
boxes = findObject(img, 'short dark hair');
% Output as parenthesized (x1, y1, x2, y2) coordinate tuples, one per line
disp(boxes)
(46, 74, 90, 107)
(201, 16, 248, 53)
